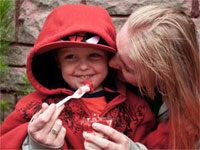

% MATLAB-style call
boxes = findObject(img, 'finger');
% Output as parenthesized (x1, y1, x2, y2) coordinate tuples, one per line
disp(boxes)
(29, 104, 64, 135)
(51, 104, 65, 121)
(41, 103, 49, 111)
(84, 141, 102, 150)
(43, 104, 65, 133)
(39, 119, 63, 146)
(30, 103, 49, 122)
(30, 123, 65, 147)
(49, 119, 63, 137)
(30, 111, 41, 122)
(29, 104, 56, 132)
(29, 103, 50, 132)
(92, 123, 125, 143)
(40, 103, 56, 121)
(83, 132, 117, 150)
(83, 131, 102, 150)
(53, 126, 66, 147)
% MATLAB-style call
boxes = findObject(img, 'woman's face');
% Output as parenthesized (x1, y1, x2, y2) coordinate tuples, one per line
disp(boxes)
(109, 22, 141, 87)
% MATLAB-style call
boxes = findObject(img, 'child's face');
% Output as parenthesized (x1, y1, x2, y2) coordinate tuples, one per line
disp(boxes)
(56, 47, 109, 92)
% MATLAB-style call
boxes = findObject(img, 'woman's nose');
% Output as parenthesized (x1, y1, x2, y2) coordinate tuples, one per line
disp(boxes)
(109, 55, 120, 69)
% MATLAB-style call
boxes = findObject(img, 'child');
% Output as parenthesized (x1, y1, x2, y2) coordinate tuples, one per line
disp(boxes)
(0, 4, 155, 149)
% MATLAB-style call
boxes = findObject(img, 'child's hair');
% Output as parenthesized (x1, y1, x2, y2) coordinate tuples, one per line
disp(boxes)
(125, 4, 199, 149)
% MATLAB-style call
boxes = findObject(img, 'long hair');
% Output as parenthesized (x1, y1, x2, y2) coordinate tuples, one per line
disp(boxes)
(126, 5, 200, 149)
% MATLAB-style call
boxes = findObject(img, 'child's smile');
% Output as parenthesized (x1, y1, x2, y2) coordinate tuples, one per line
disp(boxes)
(56, 47, 109, 92)
(75, 75, 94, 80)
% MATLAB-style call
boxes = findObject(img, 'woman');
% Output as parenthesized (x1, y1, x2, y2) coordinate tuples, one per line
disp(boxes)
(83, 4, 200, 150)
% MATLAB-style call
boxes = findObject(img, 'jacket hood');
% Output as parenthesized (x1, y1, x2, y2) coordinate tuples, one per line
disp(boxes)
(26, 4, 117, 95)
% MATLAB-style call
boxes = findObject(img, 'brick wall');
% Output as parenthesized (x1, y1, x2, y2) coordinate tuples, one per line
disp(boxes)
(0, 0, 199, 121)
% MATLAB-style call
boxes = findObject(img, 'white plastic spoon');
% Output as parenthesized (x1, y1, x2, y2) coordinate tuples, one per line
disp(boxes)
(56, 83, 92, 107)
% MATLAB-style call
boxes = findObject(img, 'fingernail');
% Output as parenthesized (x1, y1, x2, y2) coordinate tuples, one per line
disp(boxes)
(83, 132, 89, 138)
(42, 103, 48, 108)
(56, 119, 62, 125)
(60, 104, 65, 109)
(92, 123, 98, 129)
(42, 102, 48, 106)
(50, 103, 56, 108)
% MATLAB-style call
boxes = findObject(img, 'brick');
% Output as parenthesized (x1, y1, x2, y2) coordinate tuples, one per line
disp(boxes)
(86, 0, 187, 15)
(112, 17, 128, 32)
(17, 0, 82, 44)
(0, 67, 27, 91)
(4, 45, 31, 66)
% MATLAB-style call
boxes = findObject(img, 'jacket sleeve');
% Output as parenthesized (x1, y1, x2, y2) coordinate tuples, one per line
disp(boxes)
(126, 91, 169, 149)
(132, 102, 156, 143)
(142, 121, 169, 149)
(126, 90, 156, 143)
(0, 111, 29, 149)
(0, 91, 44, 149)
(142, 102, 169, 149)
(22, 135, 64, 150)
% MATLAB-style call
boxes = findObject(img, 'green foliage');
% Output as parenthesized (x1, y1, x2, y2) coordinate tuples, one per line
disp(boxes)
(0, 0, 13, 39)
(16, 73, 35, 95)
(0, 99, 10, 124)
(0, 0, 14, 123)
(0, 0, 14, 73)
(0, 99, 9, 112)
(21, 73, 35, 94)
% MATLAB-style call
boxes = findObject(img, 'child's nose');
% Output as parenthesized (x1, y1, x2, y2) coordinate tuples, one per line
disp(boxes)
(79, 60, 89, 70)
(109, 55, 120, 69)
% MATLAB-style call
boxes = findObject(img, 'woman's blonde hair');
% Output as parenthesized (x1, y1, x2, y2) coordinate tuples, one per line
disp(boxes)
(126, 4, 199, 149)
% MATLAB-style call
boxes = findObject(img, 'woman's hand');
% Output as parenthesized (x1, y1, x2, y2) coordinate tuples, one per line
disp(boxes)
(83, 123, 130, 150)
(28, 103, 66, 148)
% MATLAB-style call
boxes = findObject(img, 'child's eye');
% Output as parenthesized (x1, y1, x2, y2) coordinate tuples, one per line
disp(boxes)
(64, 54, 76, 59)
(89, 53, 102, 58)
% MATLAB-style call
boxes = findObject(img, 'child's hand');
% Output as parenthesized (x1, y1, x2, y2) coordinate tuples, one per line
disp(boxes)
(28, 103, 66, 148)
(82, 123, 130, 150)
